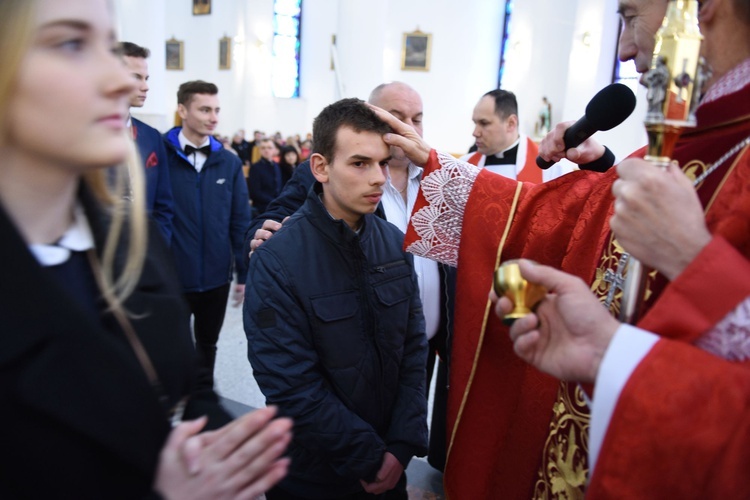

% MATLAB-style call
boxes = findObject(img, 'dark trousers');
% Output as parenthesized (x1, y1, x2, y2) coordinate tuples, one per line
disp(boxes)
(183, 283, 231, 386)
(427, 358, 448, 472)
(425, 334, 448, 472)
(266, 474, 407, 500)
(425, 335, 439, 395)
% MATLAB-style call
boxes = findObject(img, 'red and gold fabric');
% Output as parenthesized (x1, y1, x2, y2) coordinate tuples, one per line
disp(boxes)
(405, 66, 750, 498)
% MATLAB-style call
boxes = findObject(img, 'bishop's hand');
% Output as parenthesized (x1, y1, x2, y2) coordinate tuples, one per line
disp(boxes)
(611, 159, 712, 281)
(368, 104, 431, 166)
(491, 260, 619, 384)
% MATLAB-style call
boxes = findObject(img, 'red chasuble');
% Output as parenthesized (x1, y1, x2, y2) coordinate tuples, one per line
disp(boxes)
(588, 340, 750, 498)
(405, 73, 750, 499)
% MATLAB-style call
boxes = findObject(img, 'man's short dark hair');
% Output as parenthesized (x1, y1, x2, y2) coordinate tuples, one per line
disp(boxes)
(120, 41, 150, 59)
(177, 80, 219, 106)
(312, 98, 392, 162)
(483, 89, 518, 120)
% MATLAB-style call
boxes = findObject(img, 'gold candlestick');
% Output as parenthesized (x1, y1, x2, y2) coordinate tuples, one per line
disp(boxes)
(620, 0, 706, 324)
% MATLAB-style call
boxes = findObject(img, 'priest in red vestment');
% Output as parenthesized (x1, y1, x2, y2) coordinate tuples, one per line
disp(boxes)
(459, 89, 572, 183)
(493, 260, 750, 498)
(371, 0, 750, 497)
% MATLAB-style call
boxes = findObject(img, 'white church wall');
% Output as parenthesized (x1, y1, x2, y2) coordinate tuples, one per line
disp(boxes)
(114, 0, 646, 158)
(300, 0, 505, 154)
(113, 0, 169, 130)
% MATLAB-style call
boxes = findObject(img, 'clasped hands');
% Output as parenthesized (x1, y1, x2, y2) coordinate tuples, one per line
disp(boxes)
(155, 406, 292, 500)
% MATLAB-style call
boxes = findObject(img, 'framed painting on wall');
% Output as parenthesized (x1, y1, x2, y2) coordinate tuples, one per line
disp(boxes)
(401, 30, 432, 71)
(166, 38, 184, 70)
(193, 0, 211, 15)
(219, 36, 231, 70)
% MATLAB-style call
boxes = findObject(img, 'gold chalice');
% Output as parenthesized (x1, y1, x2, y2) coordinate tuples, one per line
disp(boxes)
(493, 260, 548, 325)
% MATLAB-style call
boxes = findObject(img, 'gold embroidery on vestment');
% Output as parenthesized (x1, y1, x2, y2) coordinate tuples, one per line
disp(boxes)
(533, 384, 589, 500)
(532, 151, 742, 497)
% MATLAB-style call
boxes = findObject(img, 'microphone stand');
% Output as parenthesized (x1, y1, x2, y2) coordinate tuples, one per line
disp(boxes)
(620, 0, 706, 323)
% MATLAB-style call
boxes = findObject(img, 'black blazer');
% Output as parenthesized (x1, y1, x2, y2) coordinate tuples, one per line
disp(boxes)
(0, 188, 229, 498)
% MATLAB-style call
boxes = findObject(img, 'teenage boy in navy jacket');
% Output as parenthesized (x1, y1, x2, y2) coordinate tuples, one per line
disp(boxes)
(245, 98, 428, 499)
(164, 80, 251, 386)
(121, 41, 174, 244)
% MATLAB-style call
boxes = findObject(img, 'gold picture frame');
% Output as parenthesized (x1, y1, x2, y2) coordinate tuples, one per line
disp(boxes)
(193, 0, 211, 15)
(401, 30, 432, 71)
(219, 36, 232, 70)
(166, 38, 184, 70)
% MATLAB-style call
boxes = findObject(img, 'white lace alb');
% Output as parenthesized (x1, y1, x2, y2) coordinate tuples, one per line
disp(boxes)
(695, 296, 750, 361)
(405, 152, 481, 267)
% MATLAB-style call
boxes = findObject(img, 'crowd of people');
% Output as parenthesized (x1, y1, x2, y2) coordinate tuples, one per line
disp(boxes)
(3, 0, 750, 498)
(227, 129, 312, 168)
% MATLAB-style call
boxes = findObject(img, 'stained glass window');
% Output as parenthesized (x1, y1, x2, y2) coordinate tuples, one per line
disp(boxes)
(272, 0, 302, 98)
(497, 0, 513, 88)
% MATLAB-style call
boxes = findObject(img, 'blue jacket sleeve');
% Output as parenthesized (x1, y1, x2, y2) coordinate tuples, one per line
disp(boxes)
(245, 160, 314, 241)
(230, 158, 252, 284)
(151, 138, 174, 246)
(245, 249, 386, 481)
(383, 260, 429, 467)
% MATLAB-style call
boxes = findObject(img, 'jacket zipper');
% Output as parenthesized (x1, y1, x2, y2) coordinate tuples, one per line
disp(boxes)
(372, 260, 405, 273)
(196, 169, 204, 289)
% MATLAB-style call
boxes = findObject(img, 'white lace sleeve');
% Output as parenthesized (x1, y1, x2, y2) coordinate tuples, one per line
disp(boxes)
(406, 151, 482, 267)
(695, 296, 750, 361)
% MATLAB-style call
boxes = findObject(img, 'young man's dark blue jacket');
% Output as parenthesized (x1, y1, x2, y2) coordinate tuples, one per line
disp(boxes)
(164, 127, 251, 292)
(244, 183, 429, 498)
(132, 117, 174, 245)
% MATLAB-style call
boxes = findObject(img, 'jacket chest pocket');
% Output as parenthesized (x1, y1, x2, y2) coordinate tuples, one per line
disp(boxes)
(310, 291, 364, 369)
(373, 275, 414, 352)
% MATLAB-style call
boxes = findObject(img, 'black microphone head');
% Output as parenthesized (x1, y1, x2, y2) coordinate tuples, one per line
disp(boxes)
(584, 83, 636, 131)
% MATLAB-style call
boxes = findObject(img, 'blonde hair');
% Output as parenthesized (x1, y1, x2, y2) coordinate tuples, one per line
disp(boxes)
(84, 142, 148, 314)
(0, 0, 34, 142)
(0, 0, 148, 314)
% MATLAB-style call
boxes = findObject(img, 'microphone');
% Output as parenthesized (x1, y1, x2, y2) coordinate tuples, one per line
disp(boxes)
(536, 83, 636, 170)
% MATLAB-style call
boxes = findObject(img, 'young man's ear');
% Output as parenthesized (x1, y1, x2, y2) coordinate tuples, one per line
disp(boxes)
(177, 103, 188, 120)
(310, 153, 330, 183)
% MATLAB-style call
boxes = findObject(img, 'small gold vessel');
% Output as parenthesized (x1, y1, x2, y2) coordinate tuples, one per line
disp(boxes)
(493, 259, 547, 325)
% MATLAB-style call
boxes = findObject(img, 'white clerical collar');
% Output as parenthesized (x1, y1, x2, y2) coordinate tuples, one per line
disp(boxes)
(490, 137, 520, 159)
(29, 205, 94, 267)
(126, 114, 132, 128)
(178, 130, 210, 151)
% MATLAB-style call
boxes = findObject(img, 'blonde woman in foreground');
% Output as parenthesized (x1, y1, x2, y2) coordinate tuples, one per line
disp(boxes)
(0, 0, 290, 497)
